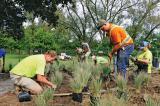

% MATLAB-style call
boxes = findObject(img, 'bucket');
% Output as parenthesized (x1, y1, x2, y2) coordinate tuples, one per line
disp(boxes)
(18, 91, 32, 102)
(72, 93, 82, 103)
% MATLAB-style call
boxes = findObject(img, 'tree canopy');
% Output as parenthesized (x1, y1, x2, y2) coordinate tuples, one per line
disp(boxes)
(0, 0, 73, 39)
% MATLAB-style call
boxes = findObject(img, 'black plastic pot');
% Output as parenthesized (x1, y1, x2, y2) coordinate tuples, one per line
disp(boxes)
(152, 57, 159, 68)
(82, 86, 89, 92)
(90, 95, 100, 106)
(18, 91, 32, 102)
(72, 93, 82, 103)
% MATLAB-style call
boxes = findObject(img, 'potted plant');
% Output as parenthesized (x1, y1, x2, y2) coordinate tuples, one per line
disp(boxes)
(81, 63, 92, 92)
(89, 77, 102, 106)
(70, 74, 84, 103)
(70, 63, 92, 102)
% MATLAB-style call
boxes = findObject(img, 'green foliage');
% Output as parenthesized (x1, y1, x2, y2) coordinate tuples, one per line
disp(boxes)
(5, 54, 27, 72)
(0, 35, 16, 49)
(116, 76, 127, 92)
(43, 88, 54, 101)
(99, 94, 127, 106)
(51, 71, 63, 88)
(70, 77, 85, 93)
(70, 62, 92, 93)
(90, 96, 101, 106)
(150, 33, 160, 57)
(92, 39, 112, 55)
(116, 75, 128, 100)
(146, 97, 160, 106)
(9, 64, 13, 71)
(0, 0, 73, 38)
(35, 94, 47, 106)
(134, 72, 150, 91)
(24, 26, 56, 51)
(63, 60, 78, 73)
(35, 88, 54, 106)
(90, 65, 102, 78)
(89, 78, 102, 97)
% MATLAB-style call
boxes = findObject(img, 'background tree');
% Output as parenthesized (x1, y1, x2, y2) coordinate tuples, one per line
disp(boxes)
(0, 0, 73, 39)
(60, 0, 160, 45)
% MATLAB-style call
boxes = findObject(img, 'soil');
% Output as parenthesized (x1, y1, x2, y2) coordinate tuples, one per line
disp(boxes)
(1, 69, 160, 106)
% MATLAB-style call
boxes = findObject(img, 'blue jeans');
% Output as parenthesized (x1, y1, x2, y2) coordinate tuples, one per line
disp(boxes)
(117, 44, 134, 79)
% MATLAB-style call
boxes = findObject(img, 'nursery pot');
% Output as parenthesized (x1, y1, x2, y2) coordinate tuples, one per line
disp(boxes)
(72, 93, 82, 103)
(82, 86, 89, 92)
(90, 95, 100, 106)
(152, 57, 159, 68)
(18, 91, 31, 102)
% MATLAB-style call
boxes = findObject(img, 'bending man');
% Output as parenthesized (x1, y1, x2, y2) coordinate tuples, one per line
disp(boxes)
(96, 19, 134, 79)
(10, 50, 57, 94)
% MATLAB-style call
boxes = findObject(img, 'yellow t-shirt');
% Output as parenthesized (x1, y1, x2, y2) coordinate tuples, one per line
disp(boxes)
(137, 49, 153, 73)
(10, 54, 46, 78)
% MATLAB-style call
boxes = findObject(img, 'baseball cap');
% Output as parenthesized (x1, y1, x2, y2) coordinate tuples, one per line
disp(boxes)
(96, 19, 107, 30)
(139, 41, 149, 49)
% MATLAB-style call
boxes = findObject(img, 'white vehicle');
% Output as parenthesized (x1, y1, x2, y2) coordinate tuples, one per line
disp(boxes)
(59, 53, 71, 60)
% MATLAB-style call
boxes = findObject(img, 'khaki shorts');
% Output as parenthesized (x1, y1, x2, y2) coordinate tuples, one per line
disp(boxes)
(10, 72, 43, 94)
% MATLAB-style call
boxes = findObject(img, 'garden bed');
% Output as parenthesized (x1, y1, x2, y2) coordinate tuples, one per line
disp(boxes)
(0, 70, 160, 106)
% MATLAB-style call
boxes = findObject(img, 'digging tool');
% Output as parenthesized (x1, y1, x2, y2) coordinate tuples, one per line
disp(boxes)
(53, 89, 109, 97)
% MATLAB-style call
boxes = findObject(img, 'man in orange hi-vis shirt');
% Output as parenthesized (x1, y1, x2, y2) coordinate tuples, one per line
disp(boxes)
(96, 19, 134, 79)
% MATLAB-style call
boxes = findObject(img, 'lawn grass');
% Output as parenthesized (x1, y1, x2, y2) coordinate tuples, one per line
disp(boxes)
(4, 54, 28, 72)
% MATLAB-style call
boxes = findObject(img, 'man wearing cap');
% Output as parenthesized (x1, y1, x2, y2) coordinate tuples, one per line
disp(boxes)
(76, 42, 91, 62)
(132, 41, 152, 73)
(96, 19, 134, 79)
(81, 42, 91, 60)
(10, 50, 57, 94)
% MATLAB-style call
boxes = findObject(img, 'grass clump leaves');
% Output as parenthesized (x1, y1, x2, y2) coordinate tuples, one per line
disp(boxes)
(35, 88, 54, 106)
(134, 72, 150, 93)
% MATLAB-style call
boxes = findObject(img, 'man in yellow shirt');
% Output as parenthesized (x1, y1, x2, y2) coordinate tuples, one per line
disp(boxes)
(132, 41, 152, 73)
(10, 50, 57, 94)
